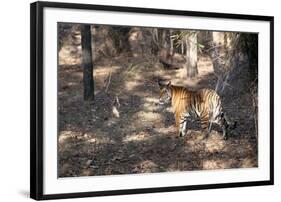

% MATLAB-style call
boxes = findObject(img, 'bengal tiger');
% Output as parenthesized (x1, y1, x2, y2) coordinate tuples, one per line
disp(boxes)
(158, 80, 236, 139)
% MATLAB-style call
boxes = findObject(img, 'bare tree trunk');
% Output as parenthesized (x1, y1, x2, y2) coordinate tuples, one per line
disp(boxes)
(181, 41, 184, 55)
(245, 34, 258, 81)
(154, 28, 158, 42)
(151, 28, 159, 55)
(169, 30, 174, 56)
(185, 33, 198, 78)
(81, 24, 94, 101)
(159, 29, 172, 63)
(211, 32, 240, 93)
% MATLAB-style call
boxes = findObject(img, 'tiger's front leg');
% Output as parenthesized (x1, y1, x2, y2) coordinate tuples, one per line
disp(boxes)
(177, 112, 189, 137)
(174, 113, 185, 137)
(179, 120, 187, 137)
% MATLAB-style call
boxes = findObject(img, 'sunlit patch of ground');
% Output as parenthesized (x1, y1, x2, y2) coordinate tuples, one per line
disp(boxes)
(204, 132, 226, 153)
(133, 111, 162, 124)
(59, 45, 81, 66)
(132, 160, 160, 173)
(240, 158, 257, 168)
(202, 159, 237, 170)
(94, 65, 121, 77)
(123, 131, 151, 142)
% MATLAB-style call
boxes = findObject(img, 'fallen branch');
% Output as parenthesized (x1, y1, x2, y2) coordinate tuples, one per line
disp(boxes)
(105, 68, 112, 93)
(115, 95, 120, 108)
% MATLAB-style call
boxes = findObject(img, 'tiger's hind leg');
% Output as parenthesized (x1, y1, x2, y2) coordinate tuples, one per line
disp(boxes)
(222, 120, 228, 140)
(200, 117, 211, 139)
(217, 113, 232, 140)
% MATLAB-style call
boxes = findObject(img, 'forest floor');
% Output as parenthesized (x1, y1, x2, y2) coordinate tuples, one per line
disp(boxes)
(58, 40, 258, 177)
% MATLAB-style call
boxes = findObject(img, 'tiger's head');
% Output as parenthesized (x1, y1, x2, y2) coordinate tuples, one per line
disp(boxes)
(158, 80, 172, 107)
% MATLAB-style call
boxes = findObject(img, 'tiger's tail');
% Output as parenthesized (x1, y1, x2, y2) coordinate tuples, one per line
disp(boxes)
(221, 112, 237, 139)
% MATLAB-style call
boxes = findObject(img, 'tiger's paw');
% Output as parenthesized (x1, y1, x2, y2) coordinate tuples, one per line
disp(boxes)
(179, 131, 186, 137)
(202, 132, 209, 140)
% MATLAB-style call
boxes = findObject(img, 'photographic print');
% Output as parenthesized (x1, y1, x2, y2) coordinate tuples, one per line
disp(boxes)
(58, 23, 258, 177)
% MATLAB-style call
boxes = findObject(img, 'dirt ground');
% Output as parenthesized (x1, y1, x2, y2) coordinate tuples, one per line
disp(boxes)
(58, 32, 257, 177)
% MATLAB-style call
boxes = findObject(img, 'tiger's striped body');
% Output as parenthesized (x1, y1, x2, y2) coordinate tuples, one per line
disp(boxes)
(158, 81, 234, 139)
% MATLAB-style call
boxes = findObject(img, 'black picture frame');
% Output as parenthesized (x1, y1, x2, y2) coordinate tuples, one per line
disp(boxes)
(30, 1, 274, 200)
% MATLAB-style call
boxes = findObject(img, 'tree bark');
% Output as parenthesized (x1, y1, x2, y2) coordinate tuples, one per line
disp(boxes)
(159, 29, 173, 64)
(81, 24, 94, 101)
(151, 28, 159, 55)
(185, 33, 198, 78)
(169, 30, 174, 56)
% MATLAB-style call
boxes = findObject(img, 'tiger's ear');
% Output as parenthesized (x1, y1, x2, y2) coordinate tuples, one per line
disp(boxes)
(167, 81, 171, 87)
(158, 79, 164, 87)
